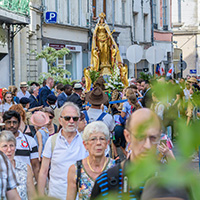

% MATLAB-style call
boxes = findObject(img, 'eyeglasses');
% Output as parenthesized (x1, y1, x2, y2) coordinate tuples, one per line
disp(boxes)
(60, 116, 79, 122)
(88, 136, 107, 143)
(126, 129, 160, 145)
(5, 120, 18, 125)
(49, 115, 54, 119)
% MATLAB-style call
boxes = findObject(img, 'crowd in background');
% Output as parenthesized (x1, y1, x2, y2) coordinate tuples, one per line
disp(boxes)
(0, 74, 199, 200)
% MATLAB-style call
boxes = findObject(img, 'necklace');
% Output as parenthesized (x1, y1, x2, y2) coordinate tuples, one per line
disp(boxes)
(87, 157, 107, 174)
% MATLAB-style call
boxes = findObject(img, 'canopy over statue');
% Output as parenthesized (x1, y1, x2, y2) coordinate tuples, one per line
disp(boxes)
(90, 12, 123, 75)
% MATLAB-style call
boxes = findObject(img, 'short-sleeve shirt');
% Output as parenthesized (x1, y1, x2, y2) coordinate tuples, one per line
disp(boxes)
(122, 101, 131, 118)
(0, 102, 16, 113)
(0, 151, 18, 199)
(17, 90, 30, 100)
(15, 131, 39, 165)
(86, 108, 115, 132)
(42, 129, 88, 200)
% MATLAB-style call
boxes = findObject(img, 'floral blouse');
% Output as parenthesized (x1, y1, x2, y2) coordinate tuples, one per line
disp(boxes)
(75, 158, 115, 200)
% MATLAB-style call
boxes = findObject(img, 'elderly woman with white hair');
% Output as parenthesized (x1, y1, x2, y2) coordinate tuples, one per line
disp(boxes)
(66, 121, 115, 200)
(0, 130, 36, 200)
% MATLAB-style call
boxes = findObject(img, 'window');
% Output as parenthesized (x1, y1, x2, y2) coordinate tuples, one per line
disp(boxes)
(162, 0, 167, 26)
(178, 0, 181, 23)
(122, 1, 126, 24)
(133, 12, 138, 40)
(103, 0, 106, 14)
(143, 14, 148, 41)
(78, 0, 82, 25)
(67, 0, 71, 24)
(152, 0, 157, 24)
(113, 0, 115, 24)
(55, 0, 58, 13)
(93, 0, 97, 18)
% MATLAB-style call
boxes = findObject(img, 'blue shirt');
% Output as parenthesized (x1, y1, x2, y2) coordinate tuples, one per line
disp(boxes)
(122, 101, 131, 118)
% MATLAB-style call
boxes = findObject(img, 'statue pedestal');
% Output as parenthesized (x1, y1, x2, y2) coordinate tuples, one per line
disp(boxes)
(100, 64, 111, 76)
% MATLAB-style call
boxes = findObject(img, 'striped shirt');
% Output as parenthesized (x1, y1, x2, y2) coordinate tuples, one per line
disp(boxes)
(15, 131, 39, 165)
(0, 151, 18, 199)
(91, 163, 143, 200)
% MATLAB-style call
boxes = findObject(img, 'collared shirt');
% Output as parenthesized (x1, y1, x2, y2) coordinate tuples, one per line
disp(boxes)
(43, 129, 88, 200)
(17, 90, 30, 100)
(0, 151, 18, 199)
(63, 91, 68, 98)
(15, 130, 39, 165)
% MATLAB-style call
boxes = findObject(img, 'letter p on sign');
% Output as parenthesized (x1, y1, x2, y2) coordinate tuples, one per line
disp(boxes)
(45, 12, 57, 23)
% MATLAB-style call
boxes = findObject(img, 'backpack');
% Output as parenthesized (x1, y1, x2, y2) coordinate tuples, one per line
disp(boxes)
(83, 110, 107, 124)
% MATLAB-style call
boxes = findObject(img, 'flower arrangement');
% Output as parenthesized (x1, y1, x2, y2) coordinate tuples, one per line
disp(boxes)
(104, 65, 124, 92)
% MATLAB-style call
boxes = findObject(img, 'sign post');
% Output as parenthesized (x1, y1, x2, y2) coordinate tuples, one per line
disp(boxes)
(146, 46, 165, 75)
(126, 45, 143, 78)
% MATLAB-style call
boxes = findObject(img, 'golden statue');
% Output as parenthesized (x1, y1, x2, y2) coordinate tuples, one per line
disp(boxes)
(84, 68, 92, 92)
(111, 45, 117, 68)
(120, 64, 129, 88)
(92, 47, 99, 71)
(91, 12, 122, 75)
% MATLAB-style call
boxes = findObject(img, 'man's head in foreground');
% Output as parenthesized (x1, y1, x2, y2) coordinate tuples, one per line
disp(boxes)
(124, 108, 161, 161)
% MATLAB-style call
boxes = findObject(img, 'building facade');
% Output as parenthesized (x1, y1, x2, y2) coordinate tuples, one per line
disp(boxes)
(1, 0, 174, 87)
(172, 0, 200, 77)
(152, 0, 173, 73)
(0, 1, 29, 88)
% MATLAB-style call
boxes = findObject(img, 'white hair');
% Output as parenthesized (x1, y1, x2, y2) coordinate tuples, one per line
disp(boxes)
(0, 130, 16, 146)
(82, 121, 110, 142)
(59, 102, 80, 117)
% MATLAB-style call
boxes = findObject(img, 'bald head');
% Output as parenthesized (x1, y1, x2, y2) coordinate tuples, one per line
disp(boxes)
(124, 108, 161, 161)
(126, 108, 161, 134)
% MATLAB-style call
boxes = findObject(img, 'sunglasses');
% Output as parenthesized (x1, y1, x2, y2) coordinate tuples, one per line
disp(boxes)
(60, 116, 79, 122)
(49, 115, 54, 119)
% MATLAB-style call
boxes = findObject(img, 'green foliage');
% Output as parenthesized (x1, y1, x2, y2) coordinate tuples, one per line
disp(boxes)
(36, 47, 70, 68)
(89, 70, 100, 84)
(97, 80, 200, 200)
(35, 47, 73, 85)
(139, 72, 152, 81)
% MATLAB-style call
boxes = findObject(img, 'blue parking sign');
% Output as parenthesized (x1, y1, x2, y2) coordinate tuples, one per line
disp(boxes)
(190, 69, 197, 74)
(45, 12, 57, 23)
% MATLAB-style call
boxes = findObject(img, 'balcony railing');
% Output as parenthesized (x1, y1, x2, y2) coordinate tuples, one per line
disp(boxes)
(0, 0, 30, 16)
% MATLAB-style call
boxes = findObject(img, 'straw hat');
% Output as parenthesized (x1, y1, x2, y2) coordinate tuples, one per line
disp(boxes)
(187, 77, 197, 84)
(20, 82, 28, 88)
(30, 111, 49, 127)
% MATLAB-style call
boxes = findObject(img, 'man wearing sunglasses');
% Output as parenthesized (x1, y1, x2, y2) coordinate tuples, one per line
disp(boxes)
(91, 108, 162, 199)
(38, 102, 88, 200)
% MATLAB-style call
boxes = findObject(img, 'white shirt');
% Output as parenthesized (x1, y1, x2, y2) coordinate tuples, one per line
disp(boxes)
(86, 108, 115, 132)
(15, 130, 39, 165)
(43, 129, 88, 200)
(0, 102, 16, 113)
(17, 90, 30, 100)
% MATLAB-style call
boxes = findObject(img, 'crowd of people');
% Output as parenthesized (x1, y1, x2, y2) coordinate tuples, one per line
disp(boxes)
(0, 74, 199, 200)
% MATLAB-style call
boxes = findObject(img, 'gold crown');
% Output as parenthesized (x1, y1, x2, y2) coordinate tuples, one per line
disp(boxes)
(99, 12, 106, 19)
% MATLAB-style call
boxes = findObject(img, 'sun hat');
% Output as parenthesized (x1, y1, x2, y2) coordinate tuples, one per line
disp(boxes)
(87, 87, 108, 105)
(20, 82, 28, 88)
(30, 111, 49, 127)
(74, 83, 83, 90)
(187, 77, 197, 84)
